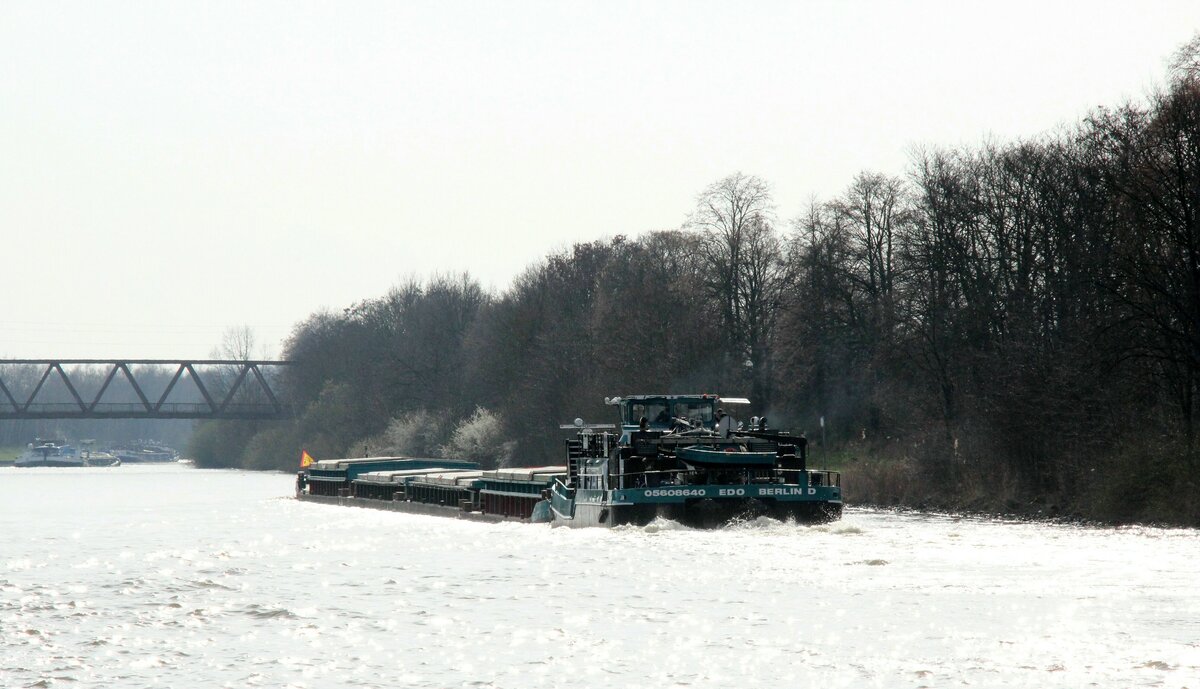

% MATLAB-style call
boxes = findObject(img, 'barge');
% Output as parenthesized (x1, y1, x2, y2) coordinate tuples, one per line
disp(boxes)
(305, 456, 477, 497)
(295, 394, 842, 528)
(296, 456, 567, 523)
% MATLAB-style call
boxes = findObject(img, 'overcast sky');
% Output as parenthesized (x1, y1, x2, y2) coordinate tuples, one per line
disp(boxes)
(2, 1, 1197, 359)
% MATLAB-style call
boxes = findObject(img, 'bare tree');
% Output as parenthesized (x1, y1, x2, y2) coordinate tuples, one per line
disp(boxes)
(1096, 79, 1200, 459)
(737, 215, 794, 405)
(214, 325, 258, 359)
(829, 171, 910, 345)
(1169, 31, 1200, 83)
(689, 172, 788, 405)
(208, 325, 259, 400)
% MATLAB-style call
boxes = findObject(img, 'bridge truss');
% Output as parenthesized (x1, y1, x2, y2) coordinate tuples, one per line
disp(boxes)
(0, 360, 294, 420)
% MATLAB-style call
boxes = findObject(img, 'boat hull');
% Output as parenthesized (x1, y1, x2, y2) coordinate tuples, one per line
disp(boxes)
(116, 454, 176, 463)
(85, 456, 122, 467)
(297, 492, 513, 523)
(551, 485, 842, 528)
(15, 459, 87, 468)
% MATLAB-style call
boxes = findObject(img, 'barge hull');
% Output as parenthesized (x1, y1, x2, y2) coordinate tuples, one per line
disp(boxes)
(553, 494, 842, 528)
(297, 493, 514, 523)
(624, 498, 843, 528)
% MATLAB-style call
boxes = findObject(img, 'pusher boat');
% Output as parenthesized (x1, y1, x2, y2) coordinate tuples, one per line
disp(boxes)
(549, 394, 842, 528)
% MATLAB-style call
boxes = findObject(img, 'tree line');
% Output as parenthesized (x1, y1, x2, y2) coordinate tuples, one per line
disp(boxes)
(193, 51, 1200, 525)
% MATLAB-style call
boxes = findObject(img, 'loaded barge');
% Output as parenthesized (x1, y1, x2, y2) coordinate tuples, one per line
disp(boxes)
(295, 394, 842, 528)
(297, 456, 565, 523)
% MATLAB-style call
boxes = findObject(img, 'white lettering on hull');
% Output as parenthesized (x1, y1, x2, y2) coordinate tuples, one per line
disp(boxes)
(643, 488, 707, 498)
(758, 487, 818, 496)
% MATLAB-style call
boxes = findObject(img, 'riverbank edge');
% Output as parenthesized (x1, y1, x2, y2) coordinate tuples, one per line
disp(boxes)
(839, 460, 1200, 529)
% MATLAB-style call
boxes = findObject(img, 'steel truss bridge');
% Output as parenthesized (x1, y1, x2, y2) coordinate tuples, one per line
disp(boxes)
(0, 360, 294, 420)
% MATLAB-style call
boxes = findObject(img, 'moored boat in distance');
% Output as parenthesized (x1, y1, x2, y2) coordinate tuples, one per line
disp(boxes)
(14, 440, 86, 468)
(13, 439, 124, 467)
(550, 394, 841, 528)
(78, 439, 121, 467)
(83, 450, 122, 467)
(111, 441, 179, 463)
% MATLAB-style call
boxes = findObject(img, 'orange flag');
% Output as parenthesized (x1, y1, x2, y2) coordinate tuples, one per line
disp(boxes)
(300, 449, 315, 468)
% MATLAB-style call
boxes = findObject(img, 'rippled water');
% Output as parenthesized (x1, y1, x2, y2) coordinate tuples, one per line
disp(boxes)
(2, 464, 1198, 688)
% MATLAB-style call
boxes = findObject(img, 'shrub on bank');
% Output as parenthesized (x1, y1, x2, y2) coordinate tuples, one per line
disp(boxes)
(368, 409, 448, 458)
(441, 407, 515, 468)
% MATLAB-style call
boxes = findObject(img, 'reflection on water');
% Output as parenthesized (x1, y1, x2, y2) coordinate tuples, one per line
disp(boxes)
(2, 464, 1198, 688)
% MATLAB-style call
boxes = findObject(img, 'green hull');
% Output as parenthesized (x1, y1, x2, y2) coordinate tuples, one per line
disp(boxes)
(550, 483, 842, 528)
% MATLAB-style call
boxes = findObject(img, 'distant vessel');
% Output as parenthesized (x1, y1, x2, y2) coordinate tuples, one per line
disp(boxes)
(14, 441, 86, 468)
(78, 440, 121, 467)
(83, 450, 122, 467)
(112, 442, 179, 463)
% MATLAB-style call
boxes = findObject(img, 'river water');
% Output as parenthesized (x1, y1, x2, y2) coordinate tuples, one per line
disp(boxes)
(1, 464, 1197, 689)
